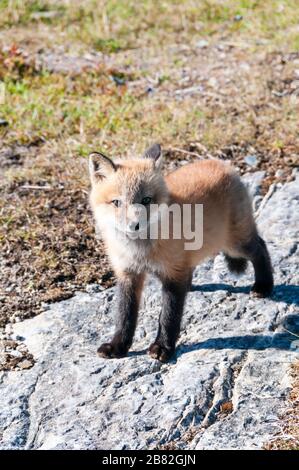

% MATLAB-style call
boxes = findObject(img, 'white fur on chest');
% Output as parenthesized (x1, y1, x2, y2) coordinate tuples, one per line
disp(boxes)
(105, 229, 164, 276)
(94, 208, 166, 275)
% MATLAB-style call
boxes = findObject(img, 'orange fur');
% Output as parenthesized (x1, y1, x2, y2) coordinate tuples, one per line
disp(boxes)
(90, 156, 255, 283)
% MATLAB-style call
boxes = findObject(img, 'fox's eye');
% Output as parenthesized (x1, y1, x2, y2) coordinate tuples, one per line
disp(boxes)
(111, 199, 121, 208)
(141, 196, 152, 205)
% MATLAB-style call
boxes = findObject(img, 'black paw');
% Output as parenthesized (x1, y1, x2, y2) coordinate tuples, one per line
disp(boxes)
(97, 342, 128, 359)
(251, 281, 273, 298)
(148, 343, 174, 362)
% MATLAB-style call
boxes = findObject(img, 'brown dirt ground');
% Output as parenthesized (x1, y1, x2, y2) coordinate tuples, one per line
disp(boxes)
(0, 43, 298, 362)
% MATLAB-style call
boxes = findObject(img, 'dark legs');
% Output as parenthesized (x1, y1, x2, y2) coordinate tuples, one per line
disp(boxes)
(229, 233, 273, 297)
(99, 270, 189, 362)
(243, 234, 273, 297)
(97, 273, 145, 358)
(149, 276, 189, 362)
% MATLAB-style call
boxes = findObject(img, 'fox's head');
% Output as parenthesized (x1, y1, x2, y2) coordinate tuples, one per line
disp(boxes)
(89, 144, 169, 238)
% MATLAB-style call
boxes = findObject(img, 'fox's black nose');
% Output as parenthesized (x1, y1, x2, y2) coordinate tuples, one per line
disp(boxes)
(128, 221, 140, 232)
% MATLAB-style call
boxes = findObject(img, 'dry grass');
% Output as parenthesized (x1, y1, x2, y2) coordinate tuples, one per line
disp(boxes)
(1, 1, 299, 52)
(265, 362, 299, 450)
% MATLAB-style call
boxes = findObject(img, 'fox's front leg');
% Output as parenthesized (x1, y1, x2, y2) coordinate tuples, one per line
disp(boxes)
(149, 276, 189, 362)
(98, 272, 145, 359)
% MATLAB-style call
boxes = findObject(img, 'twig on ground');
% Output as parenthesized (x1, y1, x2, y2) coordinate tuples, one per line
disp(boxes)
(282, 327, 299, 340)
(254, 183, 277, 219)
(20, 185, 54, 190)
(168, 147, 205, 159)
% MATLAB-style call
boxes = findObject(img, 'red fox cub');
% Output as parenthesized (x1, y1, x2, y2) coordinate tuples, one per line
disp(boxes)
(89, 144, 273, 362)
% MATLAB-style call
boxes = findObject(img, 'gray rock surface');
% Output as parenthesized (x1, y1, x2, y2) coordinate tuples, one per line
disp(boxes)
(0, 173, 298, 450)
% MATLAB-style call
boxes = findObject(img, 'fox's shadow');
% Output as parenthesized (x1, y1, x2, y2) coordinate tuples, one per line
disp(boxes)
(130, 326, 299, 360)
(176, 311, 299, 359)
(128, 285, 299, 360)
(191, 283, 299, 307)
(181, 284, 299, 358)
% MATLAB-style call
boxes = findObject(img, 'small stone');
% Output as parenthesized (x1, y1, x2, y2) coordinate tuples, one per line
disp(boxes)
(146, 86, 155, 94)
(41, 302, 50, 311)
(12, 335, 25, 342)
(5, 286, 13, 292)
(86, 284, 103, 294)
(7, 350, 23, 358)
(5, 324, 13, 334)
(18, 359, 33, 369)
(208, 77, 218, 88)
(196, 39, 208, 49)
(111, 75, 125, 86)
(244, 154, 259, 167)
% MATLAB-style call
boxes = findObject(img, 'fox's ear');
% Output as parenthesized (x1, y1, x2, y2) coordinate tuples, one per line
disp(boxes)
(142, 143, 163, 170)
(89, 152, 116, 183)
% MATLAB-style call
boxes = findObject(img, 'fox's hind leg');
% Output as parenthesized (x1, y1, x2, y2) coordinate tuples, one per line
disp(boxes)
(243, 234, 273, 297)
(226, 233, 273, 297)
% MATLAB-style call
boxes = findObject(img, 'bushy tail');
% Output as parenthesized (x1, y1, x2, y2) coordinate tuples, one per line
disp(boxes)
(224, 255, 248, 274)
